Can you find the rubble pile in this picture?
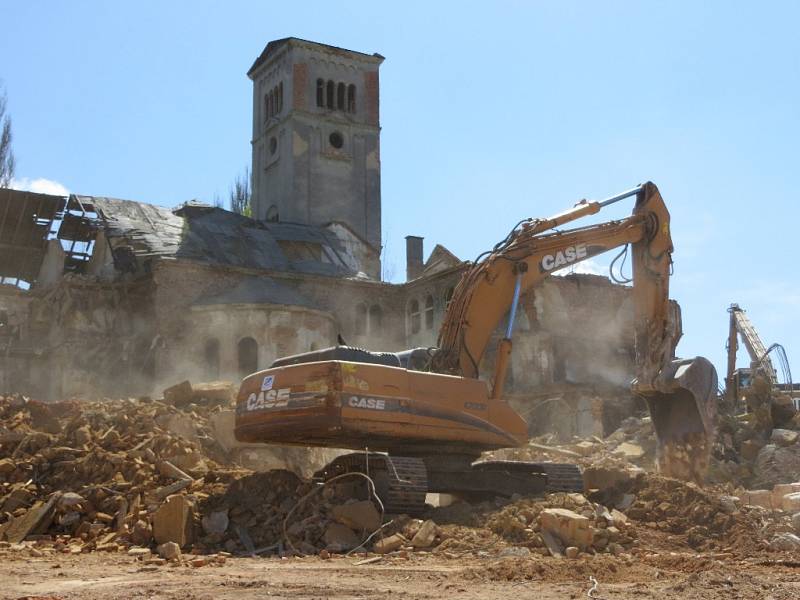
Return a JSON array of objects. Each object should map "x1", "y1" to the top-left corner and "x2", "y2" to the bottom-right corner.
[
  {"x1": 1, "y1": 389, "x2": 798, "y2": 564},
  {"x1": 479, "y1": 491, "x2": 635, "y2": 558},
  {"x1": 0, "y1": 388, "x2": 243, "y2": 551}
]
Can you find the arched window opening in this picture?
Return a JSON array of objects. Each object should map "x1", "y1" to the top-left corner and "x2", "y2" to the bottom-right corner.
[
  {"x1": 444, "y1": 287, "x2": 455, "y2": 310},
  {"x1": 238, "y1": 337, "x2": 259, "y2": 377},
  {"x1": 326, "y1": 80, "x2": 335, "y2": 109},
  {"x1": 263, "y1": 94, "x2": 269, "y2": 122},
  {"x1": 266, "y1": 205, "x2": 279, "y2": 222},
  {"x1": 408, "y1": 299, "x2": 421, "y2": 335},
  {"x1": 204, "y1": 338, "x2": 220, "y2": 379},
  {"x1": 368, "y1": 305, "x2": 382, "y2": 334},
  {"x1": 425, "y1": 295, "x2": 435, "y2": 330},
  {"x1": 316, "y1": 79, "x2": 325, "y2": 107},
  {"x1": 347, "y1": 84, "x2": 356, "y2": 113},
  {"x1": 336, "y1": 83, "x2": 346, "y2": 110},
  {"x1": 276, "y1": 82, "x2": 283, "y2": 113},
  {"x1": 354, "y1": 303, "x2": 367, "y2": 336}
]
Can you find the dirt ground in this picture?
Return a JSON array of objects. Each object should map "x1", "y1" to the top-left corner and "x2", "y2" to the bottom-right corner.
[{"x1": 3, "y1": 551, "x2": 799, "y2": 600}]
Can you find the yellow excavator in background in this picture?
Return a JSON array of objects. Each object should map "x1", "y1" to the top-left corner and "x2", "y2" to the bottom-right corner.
[{"x1": 235, "y1": 182, "x2": 718, "y2": 513}]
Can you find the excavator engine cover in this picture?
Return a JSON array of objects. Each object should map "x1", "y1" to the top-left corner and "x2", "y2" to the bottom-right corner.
[{"x1": 641, "y1": 356, "x2": 718, "y2": 481}]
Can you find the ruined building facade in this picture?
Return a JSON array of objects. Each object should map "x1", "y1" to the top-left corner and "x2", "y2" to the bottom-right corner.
[{"x1": 0, "y1": 38, "x2": 647, "y2": 439}]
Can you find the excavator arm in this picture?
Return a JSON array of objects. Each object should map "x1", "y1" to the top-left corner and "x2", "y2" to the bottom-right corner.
[{"x1": 432, "y1": 182, "x2": 718, "y2": 480}]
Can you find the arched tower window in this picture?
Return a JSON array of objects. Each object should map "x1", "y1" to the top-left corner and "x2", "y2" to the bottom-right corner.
[
  {"x1": 354, "y1": 303, "x2": 367, "y2": 336},
  {"x1": 408, "y1": 299, "x2": 421, "y2": 335},
  {"x1": 425, "y1": 295, "x2": 435, "y2": 330},
  {"x1": 263, "y1": 94, "x2": 269, "y2": 122},
  {"x1": 347, "y1": 84, "x2": 356, "y2": 113},
  {"x1": 238, "y1": 337, "x2": 259, "y2": 377},
  {"x1": 337, "y1": 83, "x2": 346, "y2": 110},
  {"x1": 316, "y1": 79, "x2": 325, "y2": 107},
  {"x1": 269, "y1": 90, "x2": 275, "y2": 118},
  {"x1": 204, "y1": 338, "x2": 220, "y2": 379},
  {"x1": 368, "y1": 305, "x2": 382, "y2": 334},
  {"x1": 276, "y1": 82, "x2": 283, "y2": 113},
  {"x1": 326, "y1": 80, "x2": 335, "y2": 109}
]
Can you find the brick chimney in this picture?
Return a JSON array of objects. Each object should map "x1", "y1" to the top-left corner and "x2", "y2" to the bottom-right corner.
[{"x1": 405, "y1": 236, "x2": 424, "y2": 281}]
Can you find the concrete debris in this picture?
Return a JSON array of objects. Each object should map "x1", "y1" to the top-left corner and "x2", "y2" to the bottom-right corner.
[
  {"x1": 718, "y1": 495, "x2": 739, "y2": 514},
  {"x1": 768, "y1": 533, "x2": 800, "y2": 551},
  {"x1": 792, "y1": 512, "x2": 800, "y2": 533},
  {"x1": 539, "y1": 508, "x2": 594, "y2": 550},
  {"x1": 770, "y1": 429, "x2": 799, "y2": 447},
  {"x1": 410, "y1": 519, "x2": 437, "y2": 548},
  {"x1": 373, "y1": 533, "x2": 405, "y2": 554},
  {"x1": 323, "y1": 523, "x2": 361, "y2": 552},
  {"x1": 201, "y1": 510, "x2": 229, "y2": 536},
  {"x1": 782, "y1": 492, "x2": 800, "y2": 512},
  {"x1": 498, "y1": 546, "x2": 531, "y2": 558},
  {"x1": 157, "y1": 541, "x2": 182, "y2": 560},
  {"x1": 331, "y1": 500, "x2": 381, "y2": 533}
]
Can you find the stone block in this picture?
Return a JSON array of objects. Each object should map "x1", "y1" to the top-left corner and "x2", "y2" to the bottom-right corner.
[
  {"x1": 769, "y1": 532, "x2": 800, "y2": 551},
  {"x1": 373, "y1": 533, "x2": 405, "y2": 554},
  {"x1": 323, "y1": 523, "x2": 361, "y2": 552},
  {"x1": 163, "y1": 380, "x2": 194, "y2": 407},
  {"x1": 719, "y1": 495, "x2": 739, "y2": 514},
  {"x1": 201, "y1": 510, "x2": 229, "y2": 536},
  {"x1": 410, "y1": 520, "x2": 437, "y2": 548},
  {"x1": 773, "y1": 483, "x2": 800, "y2": 509},
  {"x1": 741, "y1": 489, "x2": 773, "y2": 509},
  {"x1": 157, "y1": 541, "x2": 182, "y2": 560},
  {"x1": 332, "y1": 500, "x2": 381, "y2": 533},
  {"x1": 614, "y1": 442, "x2": 645, "y2": 460},
  {"x1": 540, "y1": 508, "x2": 594, "y2": 550},
  {"x1": 771, "y1": 429, "x2": 799, "y2": 447},
  {"x1": 573, "y1": 441, "x2": 598, "y2": 456},
  {"x1": 792, "y1": 512, "x2": 800, "y2": 533},
  {"x1": 153, "y1": 495, "x2": 194, "y2": 547},
  {"x1": 192, "y1": 381, "x2": 235, "y2": 405},
  {"x1": 782, "y1": 492, "x2": 800, "y2": 512}
]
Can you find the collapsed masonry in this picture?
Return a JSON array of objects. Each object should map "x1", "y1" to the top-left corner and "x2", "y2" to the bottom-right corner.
[
  {"x1": 2, "y1": 391, "x2": 799, "y2": 561},
  {"x1": 0, "y1": 186, "x2": 665, "y2": 438}
]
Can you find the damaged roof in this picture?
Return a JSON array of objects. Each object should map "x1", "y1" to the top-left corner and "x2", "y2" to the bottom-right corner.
[
  {"x1": 0, "y1": 188, "x2": 66, "y2": 285},
  {"x1": 77, "y1": 195, "x2": 357, "y2": 277}
]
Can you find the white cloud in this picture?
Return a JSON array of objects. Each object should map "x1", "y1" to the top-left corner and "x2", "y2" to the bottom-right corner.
[
  {"x1": 556, "y1": 257, "x2": 610, "y2": 278},
  {"x1": 10, "y1": 177, "x2": 69, "y2": 196}
]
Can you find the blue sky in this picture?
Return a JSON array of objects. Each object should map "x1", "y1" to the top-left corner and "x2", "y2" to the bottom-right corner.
[{"x1": 2, "y1": 1, "x2": 798, "y2": 381}]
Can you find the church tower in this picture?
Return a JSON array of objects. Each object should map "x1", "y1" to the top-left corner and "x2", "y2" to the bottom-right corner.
[{"x1": 247, "y1": 38, "x2": 384, "y2": 251}]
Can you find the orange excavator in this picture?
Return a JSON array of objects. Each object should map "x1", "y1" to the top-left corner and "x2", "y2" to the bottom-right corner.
[{"x1": 235, "y1": 182, "x2": 718, "y2": 513}]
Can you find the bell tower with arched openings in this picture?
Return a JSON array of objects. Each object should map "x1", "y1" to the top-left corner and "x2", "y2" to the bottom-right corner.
[{"x1": 247, "y1": 38, "x2": 384, "y2": 251}]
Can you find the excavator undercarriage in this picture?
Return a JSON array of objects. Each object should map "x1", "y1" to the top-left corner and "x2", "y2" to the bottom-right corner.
[{"x1": 314, "y1": 452, "x2": 584, "y2": 515}]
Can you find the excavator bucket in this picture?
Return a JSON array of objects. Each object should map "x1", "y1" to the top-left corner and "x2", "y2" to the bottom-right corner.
[{"x1": 642, "y1": 357, "x2": 718, "y2": 482}]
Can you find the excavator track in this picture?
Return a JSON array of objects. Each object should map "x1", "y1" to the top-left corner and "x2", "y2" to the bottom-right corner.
[
  {"x1": 471, "y1": 460, "x2": 585, "y2": 493},
  {"x1": 314, "y1": 453, "x2": 428, "y2": 515}
]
